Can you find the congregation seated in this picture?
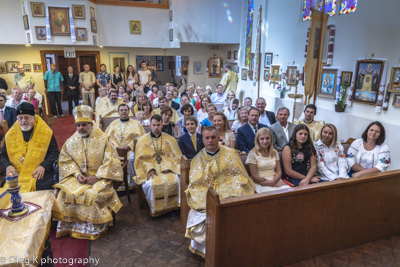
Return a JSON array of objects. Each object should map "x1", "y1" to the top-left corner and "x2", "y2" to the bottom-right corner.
[
  {"x1": 142, "y1": 100, "x2": 153, "y2": 121},
  {"x1": 314, "y1": 123, "x2": 349, "y2": 181},
  {"x1": 210, "y1": 84, "x2": 226, "y2": 104},
  {"x1": 197, "y1": 94, "x2": 211, "y2": 125},
  {"x1": 231, "y1": 107, "x2": 248, "y2": 132},
  {"x1": 117, "y1": 82, "x2": 126, "y2": 98},
  {"x1": 148, "y1": 83, "x2": 158, "y2": 101},
  {"x1": 213, "y1": 111, "x2": 235, "y2": 148},
  {"x1": 282, "y1": 124, "x2": 320, "y2": 187},
  {"x1": 346, "y1": 121, "x2": 390, "y2": 178},
  {"x1": 185, "y1": 126, "x2": 255, "y2": 257},
  {"x1": 294, "y1": 104, "x2": 325, "y2": 141},
  {"x1": 154, "y1": 97, "x2": 180, "y2": 123},
  {"x1": 96, "y1": 90, "x2": 132, "y2": 123},
  {"x1": 96, "y1": 87, "x2": 107, "y2": 106},
  {"x1": 55, "y1": 105, "x2": 123, "y2": 240},
  {"x1": 0, "y1": 89, "x2": 8, "y2": 99},
  {"x1": 105, "y1": 103, "x2": 145, "y2": 190},
  {"x1": 255, "y1": 97, "x2": 276, "y2": 126},
  {"x1": 122, "y1": 92, "x2": 133, "y2": 108},
  {"x1": 165, "y1": 90, "x2": 180, "y2": 111},
  {"x1": 0, "y1": 103, "x2": 59, "y2": 192},
  {"x1": 24, "y1": 84, "x2": 43, "y2": 110},
  {"x1": 244, "y1": 96, "x2": 252, "y2": 110},
  {"x1": 178, "y1": 93, "x2": 198, "y2": 118},
  {"x1": 186, "y1": 86, "x2": 197, "y2": 106},
  {"x1": 134, "y1": 115, "x2": 182, "y2": 217},
  {"x1": 172, "y1": 88, "x2": 180, "y2": 104},
  {"x1": 6, "y1": 87, "x2": 27, "y2": 109},
  {"x1": 133, "y1": 92, "x2": 147, "y2": 115},
  {"x1": 236, "y1": 107, "x2": 269, "y2": 153},
  {"x1": 223, "y1": 90, "x2": 235, "y2": 111},
  {"x1": 136, "y1": 111, "x2": 150, "y2": 126},
  {"x1": 177, "y1": 103, "x2": 195, "y2": 135},
  {"x1": 199, "y1": 103, "x2": 217, "y2": 132},
  {"x1": 161, "y1": 106, "x2": 180, "y2": 138},
  {"x1": 0, "y1": 95, "x2": 16, "y2": 129},
  {"x1": 223, "y1": 97, "x2": 239, "y2": 120},
  {"x1": 246, "y1": 128, "x2": 291, "y2": 193},
  {"x1": 205, "y1": 85, "x2": 212, "y2": 97},
  {"x1": 23, "y1": 88, "x2": 40, "y2": 115},
  {"x1": 270, "y1": 107, "x2": 296, "y2": 150},
  {"x1": 152, "y1": 88, "x2": 164, "y2": 108},
  {"x1": 178, "y1": 116, "x2": 204, "y2": 159}
]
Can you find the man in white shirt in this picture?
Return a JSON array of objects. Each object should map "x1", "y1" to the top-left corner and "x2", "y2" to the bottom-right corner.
[
  {"x1": 210, "y1": 84, "x2": 226, "y2": 104},
  {"x1": 244, "y1": 97, "x2": 252, "y2": 110},
  {"x1": 255, "y1": 97, "x2": 276, "y2": 126},
  {"x1": 5, "y1": 88, "x2": 27, "y2": 109},
  {"x1": 138, "y1": 61, "x2": 152, "y2": 94},
  {"x1": 269, "y1": 107, "x2": 297, "y2": 150}
]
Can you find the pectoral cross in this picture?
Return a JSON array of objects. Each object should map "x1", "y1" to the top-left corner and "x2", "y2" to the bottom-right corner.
[
  {"x1": 212, "y1": 180, "x2": 219, "y2": 190},
  {"x1": 156, "y1": 155, "x2": 162, "y2": 164}
]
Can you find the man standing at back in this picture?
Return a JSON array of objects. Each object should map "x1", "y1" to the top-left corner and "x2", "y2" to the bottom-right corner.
[
  {"x1": 79, "y1": 64, "x2": 96, "y2": 110},
  {"x1": 138, "y1": 61, "x2": 152, "y2": 94},
  {"x1": 44, "y1": 64, "x2": 64, "y2": 118},
  {"x1": 255, "y1": 97, "x2": 276, "y2": 126},
  {"x1": 96, "y1": 64, "x2": 111, "y2": 88},
  {"x1": 294, "y1": 104, "x2": 325, "y2": 141},
  {"x1": 63, "y1": 66, "x2": 80, "y2": 115},
  {"x1": 269, "y1": 107, "x2": 296, "y2": 150},
  {"x1": 219, "y1": 63, "x2": 238, "y2": 95},
  {"x1": 14, "y1": 65, "x2": 35, "y2": 92},
  {"x1": 236, "y1": 107, "x2": 273, "y2": 153}
]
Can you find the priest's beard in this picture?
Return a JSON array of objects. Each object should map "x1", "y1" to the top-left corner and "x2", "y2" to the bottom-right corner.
[
  {"x1": 78, "y1": 127, "x2": 92, "y2": 138},
  {"x1": 110, "y1": 99, "x2": 117, "y2": 105},
  {"x1": 20, "y1": 125, "x2": 33, "y2": 131}
]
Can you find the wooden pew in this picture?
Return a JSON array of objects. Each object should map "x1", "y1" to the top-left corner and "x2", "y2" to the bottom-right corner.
[
  {"x1": 204, "y1": 169, "x2": 400, "y2": 267},
  {"x1": 99, "y1": 115, "x2": 136, "y2": 131},
  {"x1": 143, "y1": 125, "x2": 151, "y2": 133}
]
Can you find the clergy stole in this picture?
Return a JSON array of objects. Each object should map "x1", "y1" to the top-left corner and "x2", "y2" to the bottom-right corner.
[{"x1": 5, "y1": 115, "x2": 52, "y2": 192}]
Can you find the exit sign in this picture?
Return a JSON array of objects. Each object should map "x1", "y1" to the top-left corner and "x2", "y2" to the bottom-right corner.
[{"x1": 64, "y1": 47, "x2": 76, "y2": 58}]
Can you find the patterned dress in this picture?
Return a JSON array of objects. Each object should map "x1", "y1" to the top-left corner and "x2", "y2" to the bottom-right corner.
[{"x1": 284, "y1": 143, "x2": 311, "y2": 187}]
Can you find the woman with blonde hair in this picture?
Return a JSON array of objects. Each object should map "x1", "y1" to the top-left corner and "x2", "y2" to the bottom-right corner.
[
  {"x1": 314, "y1": 124, "x2": 349, "y2": 181},
  {"x1": 142, "y1": 100, "x2": 153, "y2": 121},
  {"x1": 246, "y1": 128, "x2": 291, "y2": 193},
  {"x1": 187, "y1": 86, "x2": 197, "y2": 106},
  {"x1": 133, "y1": 92, "x2": 147, "y2": 115},
  {"x1": 232, "y1": 107, "x2": 249, "y2": 132},
  {"x1": 212, "y1": 111, "x2": 235, "y2": 148}
]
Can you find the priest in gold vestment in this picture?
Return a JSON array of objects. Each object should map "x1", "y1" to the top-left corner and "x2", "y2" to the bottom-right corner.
[
  {"x1": 105, "y1": 103, "x2": 145, "y2": 190},
  {"x1": 55, "y1": 105, "x2": 123, "y2": 240},
  {"x1": 134, "y1": 114, "x2": 182, "y2": 217},
  {"x1": 185, "y1": 126, "x2": 255, "y2": 257},
  {"x1": 0, "y1": 102, "x2": 59, "y2": 193},
  {"x1": 96, "y1": 91, "x2": 132, "y2": 125},
  {"x1": 153, "y1": 97, "x2": 179, "y2": 123},
  {"x1": 219, "y1": 63, "x2": 238, "y2": 95},
  {"x1": 294, "y1": 104, "x2": 325, "y2": 141}
]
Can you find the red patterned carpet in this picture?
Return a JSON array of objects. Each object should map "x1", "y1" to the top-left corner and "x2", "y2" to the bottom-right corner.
[{"x1": 50, "y1": 115, "x2": 89, "y2": 266}]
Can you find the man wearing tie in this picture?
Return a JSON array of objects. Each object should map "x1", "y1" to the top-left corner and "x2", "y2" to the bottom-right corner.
[
  {"x1": 237, "y1": 107, "x2": 274, "y2": 153},
  {"x1": 63, "y1": 66, "x2": 80, "y2": 115},
  {"x1": 178, "y1": 116, "x2": 204, "y2": 159},
  {"x1": 0, "y1": 95, "x2": 17, "y2": 128}
]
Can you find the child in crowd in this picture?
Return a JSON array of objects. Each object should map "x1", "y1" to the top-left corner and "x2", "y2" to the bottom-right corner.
[{"x1": 136, "y1": 111, "x2": 150, "y2": 126}]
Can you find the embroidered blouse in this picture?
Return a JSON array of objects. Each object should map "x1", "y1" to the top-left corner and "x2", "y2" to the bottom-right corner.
[
  {"x1": 314, "y1": 140, "x2": 349, "y2": 181},
  {"x1": 346, "y1": 139, "x2": 390, "y2": 172}
]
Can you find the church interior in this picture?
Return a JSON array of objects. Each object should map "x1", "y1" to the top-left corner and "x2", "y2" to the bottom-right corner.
[{"x1": 1, "y1": 0, "x2": 400, "y2": 266}]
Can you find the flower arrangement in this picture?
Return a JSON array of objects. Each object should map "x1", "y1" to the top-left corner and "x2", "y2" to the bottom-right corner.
[
  {"x1": 277, "y1": 80, "x2": 290, "y2": 98},
  {"x1": 335, "y1": 82, "x2": 349, "y2": 112}
]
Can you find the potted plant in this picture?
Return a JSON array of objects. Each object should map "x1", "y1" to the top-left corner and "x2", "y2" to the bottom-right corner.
[
  {"x1": 335, "y1": 82, "x2": 348, "y2": 112},
  {"x1": 277, "y1": 80, "x2": 290, "y2": 99}
]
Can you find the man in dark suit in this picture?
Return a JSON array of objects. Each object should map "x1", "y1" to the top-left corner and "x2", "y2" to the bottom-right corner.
[
  {"x1": 63, "y1": 66, "x2": 80, "y2": 115},
  {"x1": 256, "y1": 97, "x2": 276, "y2": 126},
  {"x1": 237, "y1": 107, "x2": 273, "y2": 153},
  {"x1": 178, "y1": 116, "x2": 204, "y2": 159},
  {"x1": 166, "y1": 90, "x2": 180, "y2": 111},
  {"x1": 269, "y1": 107, "x2": 297, "y2": 150},
  {"x1": 0, "y1": 95, "x2": 16, "y2": 128}
]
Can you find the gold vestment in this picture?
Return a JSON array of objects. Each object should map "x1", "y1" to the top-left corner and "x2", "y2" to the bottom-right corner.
[
  {"x1": 294, "y1": 119, "x2": 325, "y2": 142},
  {"x1": 185, "y1": 146, "x2": 255, "y2": 257},
  {"x1": 105, "y1": 118, "x2": 145, "y2": 190},
  {"x1": 134, "y1": 133, "x2": 182, "y2": 217},
  {"x1": 95, "y1": 97, "x2": 133, "y2": 125},
  {"x1": 54, "y1": 125, "x2": 123, "y2": 240},
  {"x1": 220, "y1": 70, "x2": 239, "y2": 95},
  {"x1": 153, "y1": 107, "x2": 180, "y2": 123}
]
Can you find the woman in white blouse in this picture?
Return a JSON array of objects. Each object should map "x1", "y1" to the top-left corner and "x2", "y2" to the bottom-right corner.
[
  {"x1": 246, "y1": 128, "x2": 291, "y2": 193},
  {"x1": 314, "y1": 124, "x2": 349, "y2": 181},
  {"x1": 346, "y1": 121, "x2": 390, "y2": 178},
  {"x1": 231, "y1": 107, "x2": 249, "y2": 132},
  {"x1": 197, "y1": 94, "x2": 211, "y2": 124}
]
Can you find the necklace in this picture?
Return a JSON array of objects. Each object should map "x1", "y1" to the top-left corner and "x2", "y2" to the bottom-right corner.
[
  {"x1": 152, "y1": 134, "x2": 163, "y2": 164},
  {"x1": 162, "y1": 123, "x2": 171, "y2": 133}
]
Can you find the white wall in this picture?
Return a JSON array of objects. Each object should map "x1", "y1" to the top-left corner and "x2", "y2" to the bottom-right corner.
[
  {"x1": 0, "y1": 0, "x2": 26, "y2": 44},
  {"x1": 236, "y1": 0, "x2": 400, "y2": 169}
]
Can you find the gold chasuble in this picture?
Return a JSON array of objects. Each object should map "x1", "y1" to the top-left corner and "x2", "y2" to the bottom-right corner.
[
  {"x1": 5, "y1": 115, "x2": 52, "y2": 192},
  {"x1": 294, "y1": 119, "x2": 325, "y2": 141},
  {"x1": 153, "y1": 107, "x2": 180, "y2": 123},
  {"x1": 55, "y1": 125, "x2": 123, "y2": 240},
  {"x1": 95, "y1": 97, "x2": 133, "y2": 125},
  {"x1": 134, "y1": 133, "x2": 182, "y2": 217},
  {"x1": 220, "y1": 70, "x2": 239, "y2": 95},
  {"x1": 105, "y1": 118, "x2": 145, "y2": 190},
  {"x1": 185, "y1": 146, "x2": 254, "y2": 257}
]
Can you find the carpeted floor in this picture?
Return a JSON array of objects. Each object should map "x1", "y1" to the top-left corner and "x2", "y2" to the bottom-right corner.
[{"x1": 51, "y1": 115, "x2": 76, "y2": 151}]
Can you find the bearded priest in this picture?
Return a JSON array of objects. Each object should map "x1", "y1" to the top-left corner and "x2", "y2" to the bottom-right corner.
[
  {"x1": 134, "y1": 114, "x2": 182, "y2": 217},
  {"x1": 96, "y1": 90, "x2": 133, "y2": 125},
  {"x1": 55, "y1": 105, "x2": 123, "y2": 240},
  {"x1": 0, "y1": 102, "x2": 59, "y2": 192}
]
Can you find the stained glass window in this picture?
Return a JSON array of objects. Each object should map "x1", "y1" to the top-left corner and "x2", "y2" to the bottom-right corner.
[
  {"x1": 245, "y1": 0, "x2": 254, "y2": 67},
  {"x1": 302, "y1": 0, "x2": 337, "y2": 21},
  {"x1": 339, "y1": 0, "x2": 357, "y2": 15}
]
